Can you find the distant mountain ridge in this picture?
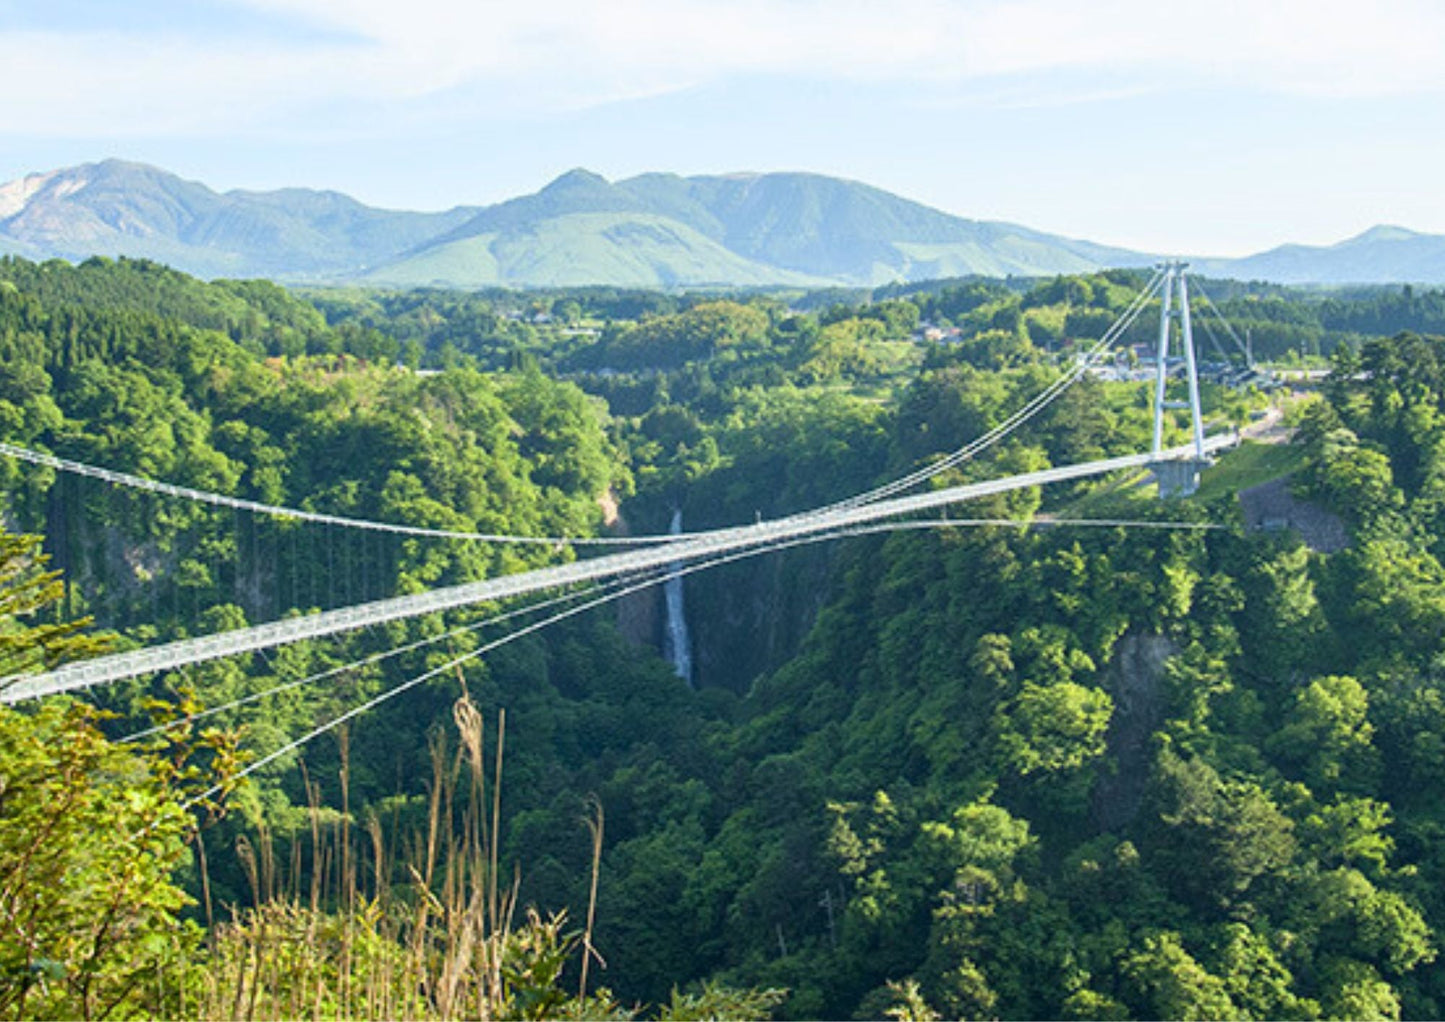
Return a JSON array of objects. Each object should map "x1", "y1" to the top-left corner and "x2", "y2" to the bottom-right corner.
[
  {"x1": 366, "y1": 167, "x2": 1153, "y2": 287},
  {"x1": 1192, "y1": 225, "x2": 1445, "y2": 285},
  {"x1": 0, "y1": 160, "x2": 479, "y2": 280},
  {"x1": 3, "y1": 159, "x2": 1444, "y2": 288}
]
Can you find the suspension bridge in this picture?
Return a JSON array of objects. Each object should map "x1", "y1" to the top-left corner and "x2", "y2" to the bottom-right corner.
[{"x1": 0, "y1": 263, "x2": 1245, "y2": 759}]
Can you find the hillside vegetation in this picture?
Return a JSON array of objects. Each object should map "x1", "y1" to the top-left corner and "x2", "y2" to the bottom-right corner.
[{"x1": 2, "y1": 257, "x2": 1445, "y2": 1018}]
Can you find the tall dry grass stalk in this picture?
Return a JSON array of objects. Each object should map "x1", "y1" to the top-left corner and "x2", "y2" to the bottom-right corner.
[
  {"x1": 186, "y1": 694, "x2": 607, "y2": 1021},
  {"x1": 579, "y1": 795, "x2": 605, "y2": 1001}
]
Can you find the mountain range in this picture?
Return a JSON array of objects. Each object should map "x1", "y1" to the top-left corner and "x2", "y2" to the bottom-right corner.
[{"x1": 2, "y1": 159, "x2": 1443, "y2": 289}]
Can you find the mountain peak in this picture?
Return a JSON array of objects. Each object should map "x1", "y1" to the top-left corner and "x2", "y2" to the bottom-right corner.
[
  {"x1": 1347, "y1": 224, "x2": 1423, "y2": 245},
  {"x1": 89, "y1": 157, "x2": 159, "y2": 174},
  {"x1": 68, "y1": 158, "x2": 193, "y2": 188},
  {"x1": 0, "y1": 169, "x2": 61, "y2": 219},
  {"x1": 0, "y1": 159, "x2": 477, "y2": 278},
  {"x1": 7, "y1": 158, "x2": 1445, "y2": 287},
  {"x1": 541, "y1": 168, "x2": 611, "y2": 193}
]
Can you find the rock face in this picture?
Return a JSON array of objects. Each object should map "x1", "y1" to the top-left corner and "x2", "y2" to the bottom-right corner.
[
  {"x1": 606, "y1": 498, "x2": 665, "y2": 653},
  {"x1": 1093, "y1": 633, "x2": 1178, "y2": 832},
  {"x1": 610, "y1": 543, "x2": 837, "y2": 693},
  {"x1": 1238, "y1": 476, "x2": 1349, "y2": 553},
  {"x1": 687, "y1": 544, "x2": 841, "y2": 693}
]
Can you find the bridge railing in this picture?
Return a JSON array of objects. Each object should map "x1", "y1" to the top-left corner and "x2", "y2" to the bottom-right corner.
[{"x1": 0, "y1": 435, "x2": 1235, "y2": 703}]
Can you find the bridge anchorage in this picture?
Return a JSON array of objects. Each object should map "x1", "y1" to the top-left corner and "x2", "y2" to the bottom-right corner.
[{"x1": 1149, "y1": 260, "x2": 1210, "y2": 498}]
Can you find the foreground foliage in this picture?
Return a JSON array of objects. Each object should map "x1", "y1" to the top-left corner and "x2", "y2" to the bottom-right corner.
[{"x1": 0, "y1": 538, "x2": 780, "y2": 1020}]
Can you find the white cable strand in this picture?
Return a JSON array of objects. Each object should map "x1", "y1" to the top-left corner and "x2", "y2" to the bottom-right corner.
[
  {"x1": 0, "y1": 271, "x2": 1163, "y2": 550},
  {"x1": 181, "y1": 511, "x2": 1222, "y2": 811},
  {"x1": 1194, "y1": 310, "x2": 1236, "y2": 363},
  {"x1": 813, "y1": 268, "x2": 1166, "y2": 514},
  {"x1": 135, "y1": 512, "x2": 1220, "y2": 744},
  {"x1": 119, "y1": 570, "x2": 652, "y2": 743},
  {"x1": 4, "y1": 434, "x2": 1237, "y2": 702},
  {"x1": 826, "y1": 269, "x2": 1164, "y2": 511},
  {"x1": 0, "y1": 440, "x2": 684, "y2": 547},
  {"x1": 1187, "y1": 277, "x2": 1253, "y2": 361},
  {"x1": 858, "y1": 516, "x2": 1223, "y2": 534}
]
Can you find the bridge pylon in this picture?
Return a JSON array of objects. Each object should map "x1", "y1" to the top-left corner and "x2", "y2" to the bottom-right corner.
[{"x1": 1149, "y1": 261, "x2": 1210, "y2": 498}]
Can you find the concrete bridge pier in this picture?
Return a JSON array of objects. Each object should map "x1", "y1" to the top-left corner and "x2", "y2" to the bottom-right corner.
[{"x1": 1152, "y1": 458, "x2": 1212, "y2": 498}]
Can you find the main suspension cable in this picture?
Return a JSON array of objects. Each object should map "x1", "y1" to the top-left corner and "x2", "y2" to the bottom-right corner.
[
  {"x1": 0, "y1": 440, "x2": 685, "y2": 547},
  {"x1": 181, "y1": 510, "x2": 1222, "y2": 811},
  {"x1": 0, "y1": 272, "x2": 1166, "y2": 551},
  {"x1": 812, "y1": 267, "x2": 1166, "y2": 514}
]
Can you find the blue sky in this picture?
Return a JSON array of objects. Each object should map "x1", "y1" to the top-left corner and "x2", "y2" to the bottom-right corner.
[{"x1": 1, "y1": 0, "x2": 1443, "y2": 256}]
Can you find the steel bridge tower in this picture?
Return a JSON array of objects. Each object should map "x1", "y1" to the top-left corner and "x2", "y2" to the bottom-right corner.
[{"x1": 1150, "y1": 261, "x2": 1210, "y2": 498}]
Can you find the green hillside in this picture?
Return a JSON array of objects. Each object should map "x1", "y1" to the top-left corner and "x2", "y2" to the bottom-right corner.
[
  {"x1": 411, "y1": 168, "x2": 1154, "y2": 287},
  {"x1": 366, "y1": 212, "x2": 830, "y2": 288},
  {"x1": 621, "y1": 171, "x2": 1148, "y2": 282},
  {"x1": 13, "y1": 160, "x2": 1445, "y2": 288}
]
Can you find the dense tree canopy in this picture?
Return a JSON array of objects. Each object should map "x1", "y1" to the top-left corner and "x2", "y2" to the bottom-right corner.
[{"x1": 4, "y1": 257, "x2": 1445, "y2": 1018}]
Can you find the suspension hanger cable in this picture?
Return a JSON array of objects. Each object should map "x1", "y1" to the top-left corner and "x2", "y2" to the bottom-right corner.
[
  {"x1": 181, "y1": 510, "x2": 1222, "y2": 812},
  {"x1": 1186, "y1": 276, "x2": 1253, "y2": 362},
  {"x1": 0, "y1": 439, "x2": 685, "y2": 547},
  {"x1": 119, "y1": 569, "x2": 654, "y2": 743},
  {"x1": 1194, "y1": 308, "x2": 1236, "y2": 363},
  {"x1": 0, "y1": 273, "x2": 1168, "y2": 551},
  {"x1": 812, "y1": 267, "x2": 1167, "y2": 515}
]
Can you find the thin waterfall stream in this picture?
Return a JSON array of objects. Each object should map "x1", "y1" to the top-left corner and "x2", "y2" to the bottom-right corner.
[{"x1": 662, "y1": 507, "x2": 693, "y2": 687}]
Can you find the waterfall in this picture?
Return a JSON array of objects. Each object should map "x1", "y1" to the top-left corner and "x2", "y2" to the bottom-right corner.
[{"x1": 662, "y1": 507, "x2": 693, "y2": 687}]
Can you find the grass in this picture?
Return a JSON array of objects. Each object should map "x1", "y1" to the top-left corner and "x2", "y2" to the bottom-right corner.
[
  {"x1": 178, "y1": 696, "x2": 784, "y2": 1021},
  {"x1": 1190, "y1": 440, "x2": 1306, "y2": 503},
  {"x1": 184, "y1": 704, "x2": 565, "y2": 1021},
  {"x1": 367, "y1": 214, "x2": 829, "y2": 290},
  {"x1": 1045, "y1": 437, "x2": 1306, "y2": 524},
  {"x1": 1050, "y1": 469, "x2": 1159, "y2": 520}
]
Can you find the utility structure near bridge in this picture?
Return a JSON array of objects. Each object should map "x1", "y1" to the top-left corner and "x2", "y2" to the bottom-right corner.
[{"x1": 1151, "y1": 260, "x2": 1211, "y2": 498}]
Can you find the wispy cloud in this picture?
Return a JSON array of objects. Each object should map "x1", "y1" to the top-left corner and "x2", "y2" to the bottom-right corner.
[{"x1": 1, "y1": 0, "x2": 1442, "y2": 136}]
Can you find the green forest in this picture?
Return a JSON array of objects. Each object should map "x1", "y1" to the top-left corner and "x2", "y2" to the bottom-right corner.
[{"x1": 4, "y1": 255, "x2": 1445, "y2": 1019}]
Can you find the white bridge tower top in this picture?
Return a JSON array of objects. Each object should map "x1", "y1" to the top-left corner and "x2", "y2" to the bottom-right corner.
[{"x1": 1151, "y1": 261, "x2": 1210, "y2": 496}]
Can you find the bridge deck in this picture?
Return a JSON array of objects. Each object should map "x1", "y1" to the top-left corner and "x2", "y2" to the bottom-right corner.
[{"x1": 0, "y1": 435, "x2": 1235, "y2": 702}]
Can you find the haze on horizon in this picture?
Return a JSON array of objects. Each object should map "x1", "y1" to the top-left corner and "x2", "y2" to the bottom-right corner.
[{"x1": 1, "y1": 0, "x2": 1443, "y2": 259}]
